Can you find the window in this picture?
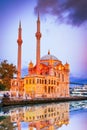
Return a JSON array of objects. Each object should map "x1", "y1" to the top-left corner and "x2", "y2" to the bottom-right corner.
[
  {"x1": 40, "y1": 79, "x2": 41, "y2": 84},
  {"x1": 62, "y1": 74, "x2": 64, "y2": 82},
  {"x1": 26, "y1": 80, "x2": 28, "y2": 84},
  {"x1": 48, "y1": 108, "x2": 50, "y2": 112},
  {"x1": 45, "y1": 114, "x2": 47, "y2": 118},
  {"x1": 33, "y1": 79, "x2": 35, "y2": 84},
  {"x1": 42, "y1": 79, "x2": 44, "y2": 84},
  {"x1": 51, "y1": 80, "x2": 53, "y2": 84},
  {"x1": 45, "y1": 79, "x2": 47, "y2": 84},
  {"x1": 54, "y1": 80, "x2": 56, "y2": 85},
  {"x1": 49, "y1": 79, "x2": 50, "y2": 84},
  {"x1": 44, "y1": 109, "x2": 47, "y2": 113},
  {"x1": 37, "y1": 79, "x2": 39, "y2": 84},
  {"x1": 48, "y1": 86, "x2": 50, "y2": 93},
  {"x1": 29, "y1": 79, "x2": 31, "y2": 84}
]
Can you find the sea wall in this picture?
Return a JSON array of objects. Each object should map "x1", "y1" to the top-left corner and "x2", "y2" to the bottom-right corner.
[{"x1": 1, "y1": 96, "x2": 87, "y2": 107}]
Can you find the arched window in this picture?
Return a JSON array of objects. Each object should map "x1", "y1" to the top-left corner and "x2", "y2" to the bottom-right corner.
[
  {"x1": 45, "y1": 79, "x2": 47, "y2": 84},
  {"x1": 49, "y1": 79, "x2": 50, "y2": 84}
]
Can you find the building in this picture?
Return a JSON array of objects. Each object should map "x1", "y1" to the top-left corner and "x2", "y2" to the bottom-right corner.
[{"x1": 10, "y1": 14, "x2": 70, "y2": 99}]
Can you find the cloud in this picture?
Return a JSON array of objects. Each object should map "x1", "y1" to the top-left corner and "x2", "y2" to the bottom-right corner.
[{"x1": 34, "y1": 0, "x2": 87, "y2": 26}]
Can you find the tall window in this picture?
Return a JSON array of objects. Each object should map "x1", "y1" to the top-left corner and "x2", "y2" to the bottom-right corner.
[
  {"x1": 33, "y1": 79, "x2": 35, "y2": 84},
  {"x1": 29, "y1": 79, "x2": 31, "y2": 84},
  {"x1": 40, "y1": 79, "x2": 41, "y2": 84},
  {"x1": 26, "y1": 79, "x2": 28, "y2": 84},
  {"x1": 37, "y1": 79, "x2": 39, "y2": 84},
  {"x1": 54, "y1": 80, "x2": 56, "y2": 85},
  {"x1": 45, "y1": 79, "x2": 47, "y2": 84},
  {"x1": 42, "y1": 79, "x2": 44, "y2": 84},
  {"x1": 48, "y1": 86, "x2": 50, "y2": 93},
  {"x1": 62, "y1": 74, "x2": 64, "y2": 82},
  {"x1": 51, "y1": 80, "x2": 53, "y2": 84},
  {"x1": 49, "y1": 79, "x2": 50, "y2": 84}
]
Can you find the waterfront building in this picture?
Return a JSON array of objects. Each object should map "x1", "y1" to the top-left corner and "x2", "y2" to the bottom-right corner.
[{"x1": 10, "y1": 14, "x2": 70, "y2": 98}]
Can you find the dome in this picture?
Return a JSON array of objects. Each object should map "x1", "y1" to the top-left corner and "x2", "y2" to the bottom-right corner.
[
  {"x1": 41, "y1": 54, "x2": 58, "y2": 61},
  {"x1": 41, "y1": 50, "x2": 59, "y2": 61},
  {"x1": 40, "y1": 51, "x2": 61, "y2": 66}
]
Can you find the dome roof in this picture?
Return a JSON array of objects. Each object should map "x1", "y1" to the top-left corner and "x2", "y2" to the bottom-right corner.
[
  {"x1": 41, "y1": 54, "x2": 58, "y2": 61},
  {"x1": 41, "y1": 50, "x2": 59, "y2": 61},
  {"x1": 40, "y1": 51, "x2": 61, "y2": 66}
]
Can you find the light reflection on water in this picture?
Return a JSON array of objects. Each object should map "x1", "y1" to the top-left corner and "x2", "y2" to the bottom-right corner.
[{"x1": 0, "y1": 100, "x2": 87, "y2": 130}]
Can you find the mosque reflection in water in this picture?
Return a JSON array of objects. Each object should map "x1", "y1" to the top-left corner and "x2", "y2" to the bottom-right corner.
[{"x1": 8, "y1": 103, "x2": 69, "y2": 130}]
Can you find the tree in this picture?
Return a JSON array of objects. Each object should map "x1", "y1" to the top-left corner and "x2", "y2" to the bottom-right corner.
[
  {"x1": 0, "y1": 60, "x2": 17, "y2": 90},
  {"x1": 0, "y1": 116, "x2": 14, "y2": 130},
  {"x1": 0, "y1": 82, "x2": 5, "y2": 91}
]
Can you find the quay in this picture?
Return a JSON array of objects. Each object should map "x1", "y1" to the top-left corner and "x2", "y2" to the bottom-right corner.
[{"x1": 1, "y1": 96, "x2": 87, "y2": 107}]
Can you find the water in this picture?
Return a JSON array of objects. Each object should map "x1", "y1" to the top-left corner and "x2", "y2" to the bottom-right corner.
[{"x1": 0, "y1": 100, "x2": 87, "y2": 130}]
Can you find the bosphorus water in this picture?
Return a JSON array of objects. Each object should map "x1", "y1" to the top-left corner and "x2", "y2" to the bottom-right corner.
[{"x1": 0, "y1": 100, "x2": 87, "y2": 130}]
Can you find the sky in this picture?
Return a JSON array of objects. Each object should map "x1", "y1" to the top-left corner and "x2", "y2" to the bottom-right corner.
[{"x1": 0, "y1": 0, "x2": 87, "y2": 78}]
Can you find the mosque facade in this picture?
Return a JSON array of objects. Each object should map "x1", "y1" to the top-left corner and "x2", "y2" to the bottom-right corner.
[{"x1": 10, "y1": 14, "x2": 70, "y2": 99}]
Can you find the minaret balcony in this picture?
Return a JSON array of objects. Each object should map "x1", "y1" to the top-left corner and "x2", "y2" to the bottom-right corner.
[
  {"x1": 35, "y1": 32, "x2": 41, "y2": 40},
  {"x1": 17, "y1": 39, "x2": 23, "y2": 45}
]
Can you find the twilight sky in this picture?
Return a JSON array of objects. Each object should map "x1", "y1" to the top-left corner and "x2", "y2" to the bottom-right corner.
[{"x1": 0, "y1": 0, "x2": 87, "y2": 78}]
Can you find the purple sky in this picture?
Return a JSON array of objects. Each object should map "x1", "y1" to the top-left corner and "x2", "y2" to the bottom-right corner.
[{"x1": 0, "y1": 0, "x2": 87, "y2": 78}]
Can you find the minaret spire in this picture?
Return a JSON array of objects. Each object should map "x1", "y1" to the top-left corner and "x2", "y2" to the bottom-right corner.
[
  {"x1": 35, "y1": 12, "x2": 42, "y2": 74},
  {"x1": 38, "y1": 11, "x2": 40, "y2": 21},
  {"x1": 17, "y1": 21, "x2": 23, "y2": 79},
  {"x1": 19, "y1": 20, "x2": 21, "y2": 27}
]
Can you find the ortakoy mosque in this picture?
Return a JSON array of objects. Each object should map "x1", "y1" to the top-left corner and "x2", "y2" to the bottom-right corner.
[{"x1": 10, "y1": 14, "x2": 70, "y2": 99}]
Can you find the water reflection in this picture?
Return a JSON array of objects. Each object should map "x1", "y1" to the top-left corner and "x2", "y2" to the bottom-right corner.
[
  {"x1": 70, "y1": 100, "x2": 87, "y2": 111},
  {"x1": 0, "y1": 101, "x2": 87, "y2": 130},
  {"x1": 0, "y1": 103, "x2": 69, "y2": 130}
]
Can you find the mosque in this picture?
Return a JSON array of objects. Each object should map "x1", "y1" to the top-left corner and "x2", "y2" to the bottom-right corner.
[{"x1": 10, "y1": 14, "x2": 70, "y2": 99}]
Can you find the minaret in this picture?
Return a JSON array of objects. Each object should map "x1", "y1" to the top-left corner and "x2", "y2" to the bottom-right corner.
[
  {"x1": 35, "y1": 12, "x2": 41, "y2": 73},
  {"x1": 17, "y1": 21, "x2": 23, "y2": 79}
]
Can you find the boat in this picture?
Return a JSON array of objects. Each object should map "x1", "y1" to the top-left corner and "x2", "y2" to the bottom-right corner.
[{"x1": 71, "y1": 85, "x2": 87, "y2": 97}]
